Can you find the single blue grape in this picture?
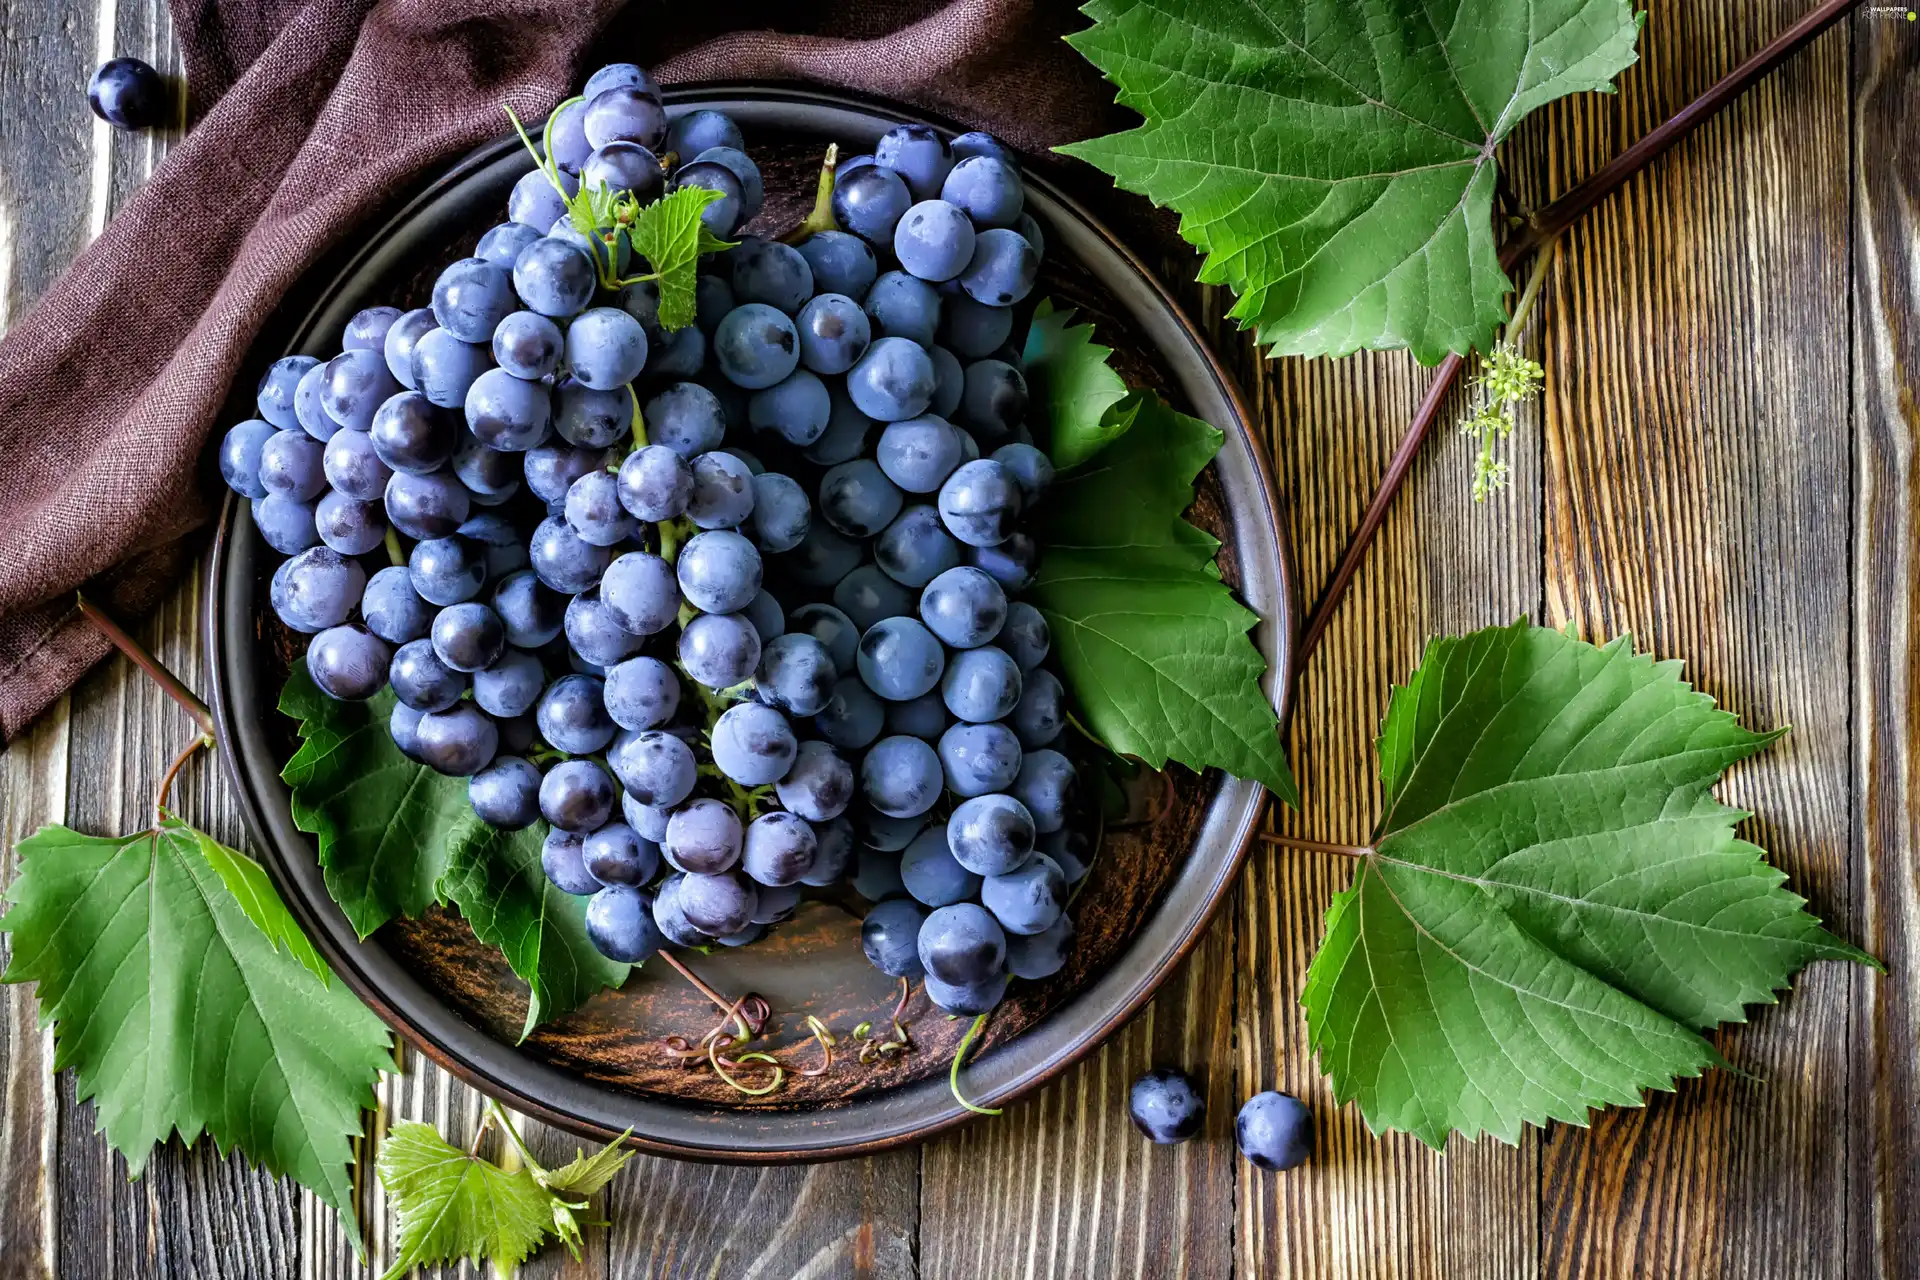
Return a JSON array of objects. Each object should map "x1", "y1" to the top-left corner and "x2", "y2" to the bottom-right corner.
[
  {"x1": 411, "y1": 328, "x2": 492, "y2": 410},
  {"x1": 679, "y1": 612, "x2": 761, "y2": 689},
  {"x1": 774, "y1": 740, "x2": 855, "y2": 821},
  {"x1": 885, "y1": 691, "x2": 949, "y2": 740},
  {"x1": 469, "y1": 756, "x2": 541, "y2": 829},
  {"x1": 617, "y1": 445, "x2": 693, "y2": 522},
  {"x1": 755, "y1": 632, "x2": 836, "y2": 716},
  {"x1": 1010, "y1": 668, "x2": 1065, "y2": 748},
  {"x1": 566, "y1": 307, "x2": 648, "y2": 390},
  {"x1": 430, "y1": 601, "x2": 506, "y2": 673},
  {"x1": 508, "y1": 168, "x2": 573, "y2": 230},
  {"x1": 852, "y1": 848, "x2": 907, "y2": 900},
  {"x1": 366, "y1": 392, "x2": 453, "y2": 475},
  {"x1": 650, "y1": 875, "x2": 715, "y2": 947},
  {"x1": 596, "y1": 551, "x2": 678, "y2": 636},
  {"x1": 608, "y1": 728, "x2": 696, "y2": 806},
  {"x1": 564, "y1": 470, "x2": 636, "y2": 547},
  {"x1": 254, "y1": 495, "x2": 318, "y2": 554},
  {"x1": 917, "y1": 902, "x2": 1006, "y2": 986},
  {"x1": 645, "y1": 382, "x2": 727, "y2": 456},
  {"x1": 257, "y1": 431, "x2": 328, "y2": 504},
  {"x1": 960, "y1": 227, "x2": 1038, "y2": 306},
  {"x1": 920, "y1": 565, "x2": 1007, "y2": 648},
  {"x1": 710, "y1": 702, "x2": 797, "y2": 787},
  {"x1": 256, "y1": 355, "x2": 318, "y2": 430},
  {"x1": 270, "y1": 547, "x2": 364, "y2": 634},
  {"x1": 787, "y1": 603, "x2": 859, "y2": 674},
  {"x1": 1013, "y1": 748, "x2": 1075, "y2": 834},
  {"x1": 1006, "y1": 911, "x2": 1073, "y2": 979},
  {"x1": 584, "y1": 63, "x2": 660, "y2": 103},
  {"x1": 408, "y1": 535, "x2": 485, "y2": 606},
  {"x1": 1236, "y1": 1093, "x2": 1312, "y2": 1171},
  {"x1": 856, "y1": 616, "x2": 946, "y2": 702},
  {"x1": 87, "y1": 56, "x2": 166, "y2": 130},
  {"x1": 793, "y1": 293, "x2": 871, "y2": 377},
  {"x1": 860, "y1": 734, "x2": 943, "y2": 819},
  {"x1": 937, "y1": 296, "x2": 1007, "y2": 362},
  {"x1": 730, "y1": 238, "x2": 814, "y2": 315},
  {"x1": 832, "y1": 164, "x2": 911, "y2": 244},
  {"x1": 522, "y1": 443, "x2": 603, "y2": 505},
  {"x1": 663, "y1": 798, "x2": 744, "y2": 874},
  {"x1": 714, "y1": 303, "x2": 800, "y2": 390},
  {"x1": 678, "y1": 530, "x2": 762, "y2": 614},
  {"x1": 875, "y1": 124, "x2": 953, "y2": 200},
  {"x1": 390, "y1": 703, "x2": 427, "y2": 762},
  {"x1": 991, "y1": 442, "x2": 1054, "y2": 505},
  {"x1": 294, "y1": 362, "x2": 335, "y2": 440},
  {"x1": 602, "y1": 655, "x2": 679, "y2": 731},
  {"x1": 983, "y1": 851, "x2": 1065, "y2": 935},
  {"x1": 307, "y1": 625, "x2": 390, "y2": 701},
  {"x1": 581, "y1": 141, "x2": 665, "y2": 204},
  {"x1": 796, "y1": 231, "x2": 877, "y2": 299},
  {"x1": 1014, "y1": 211, "x2": 1045, "y2": 259},
  {"x1": 875, "y1": 415, "x2": 965, "y2": 494},
  {"x1": 863, "y1": 271, "x2": 941, "y2": 347},
  {"x1": 861, "y1": 899, "x2": 928, "y2": 977},
  {"x1": 667, "y1": 109, "x2": 744, "y2": 160},
  {"x1": 748, "y1": 472, "x2": 810, "y2": 553},
  {"x1": 686, "y1": 450, "x2": 756, "y2": 529},
  {"x1": 487, "y1": 310, "x2": 560, "y2": 379},
  {"x1": 1039, "y1": 827, "x2": 1091, "y2": 886},
  {"x1": 901, "y1": 826, "x2": 982, "y2": 908},
  {"x1": 541, "y1": 758, "x2": 617, "y2": 832},
  {"x1": 319, "y1": 348, "x2": 398, "y2": 431},
  {"x1": 586, "y1": 884, "x2": 668, "y2": 960},
  {"x1": 751, "y1": 883, "x2": 803, "y2": 925},
  {"x1": 941, "y1": 155, "x2": 1023, "y2": 228},
  {"x1": 744, "y1": 369, "x2": 829, "y2": 446},
  {"x1": 585, "y1": 84, "x2": 666, "y2": 150},
  {"x1": 967, "y1": 531, "x2": 1038, "y2": 593},
  {"x1": 894, "y1": 199, "x2": 976, "y2": 283},
  {"x1": 958, "y1": 359, "x2": 1029, "y2": 443},
  {"x1": 472, "y1": 648, "x2": 544, "y2": 718},
  {"x1": 538, "y1": 673, "x2": 616, "y2": 755},
  {"x1": 938, "y1": 721, "x2": 1023, "y2": 797},
  {"x1": 832, "y1": 564, "x2": 915, "y2": 632},
  {"x1": 414, "y1": 703, "x2": 499, "y2": 777},
  {"x1": 942, "y1": 645, "x2": 1023, "y2": 722},
  {"x1": 947, "y1": 792, "x2": 1036, "y2": 875},
  {"x1": 875, "y1": 504, "x2": 960, "y2": 588},
  {"x1": 565, "y1": 589, "x2": 643, "y2": 666},
  {"x1": 949, "y1": 131, "x2": 1015, "y2": 168},
  {"x1": 463, "y1": 368, "x2": 551, "y2": 452},
  {"x1": 452, "y1": 435, "x2": 522, "y2": 508},
  {"x1": 583, "y1": 823, "x2": 661, "y2": 887},
  {"x1": 677, "y1": 872, "x2": 759, "y2": 936},
  {"x1": 836, "y1": 153, "x2": 877, "y2": 181},
  {"x1": 514, "y1": 235, "x2": 598, "y2": 319},
  {"x1": 319, "y1": 430, "x2": 391, "y2": 504},
  {"x1": 938, "y1": 459, "x2": 1023, "y2": 548},
  {"x1": 1128, "y1": 1068, "x2": 1205, "y2": 1145},
  {"x1": 362, "y1": 566, "x2": 434, "y2": 644},
  {"x1": 528, "y1": 515, "x2": 611, "y2": 592},
  {"x1": 925, "y1": 969, "x2": 1011, "y2": 1014},
  {"x1": 847, "y1": 336, "x2": 936, "y2": 422},
  {"x1": 476, "y1": 221, "x2": 542, "y2": 270},
  {"x1": 384, "y1": 308, "x2": 443, "y2": 396},
  {"x1": 490, "y1": 569, "x2": 566, "y2": 648},
  {"x1": 803, "y1": 386, "x2": 876, "y2": 465},
  {"x1": 815, "y1": 675, "x2": 885, "y2": 751},
  {"x1": 219, "y1": 419, "x2": 279, "y2": 499},
  {"x1": 740, "y1": 811, "x2": 817, "y2": 886},
  {"x1": 432, "y1": 257, "x2": 516, "y2": 343},
  {"x1": 800, "y1": 817, "x2": 857, "y2": 886},
  {"x1": 693, "y1": 146, "x2": 763, "y2": 219}
]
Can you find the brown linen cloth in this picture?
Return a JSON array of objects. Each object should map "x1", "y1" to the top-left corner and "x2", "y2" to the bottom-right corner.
[{"x1": 0, "y1": 0, "x2": 1121, "y2": 740}]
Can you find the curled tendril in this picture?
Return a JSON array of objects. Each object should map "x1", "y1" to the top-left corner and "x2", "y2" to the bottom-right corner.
[
  {"x1": 710, "y1": 1042, "x2": 784, "y2": 1096},
  {"x1": 799, "y1": 1015, "x2": 838, "y2": 1078}
]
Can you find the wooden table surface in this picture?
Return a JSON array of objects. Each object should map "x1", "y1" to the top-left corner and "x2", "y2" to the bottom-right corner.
[{"x1": 2, "y1": 3, "x2": 1915, "y2": 1277}]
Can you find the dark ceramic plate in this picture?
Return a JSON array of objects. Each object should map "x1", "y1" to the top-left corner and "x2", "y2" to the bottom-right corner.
[{"x1": 204, "y1": 85, "x2": 1292, "y2": 1161}]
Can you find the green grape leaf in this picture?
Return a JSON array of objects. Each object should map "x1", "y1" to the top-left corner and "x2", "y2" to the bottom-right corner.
[
  {"x1": 437, "y1": 818, "x2": 631, "y2": 1043},
  {"x1": 280, "y1": 662, "x2": 628, "y2": 1035},
  {"x1": 629, "y1": 185, "x2": 733, "y2": 331},
  {"x1": 190, "y1": 826, "x2": 332, "y2": 985},
  {"x1": 0, "y1": 820, "x2": 391, "y2": 1247},
  {"x1": 279, "y1": 661, "x2": 464, "y2": 937},
  {"x1": 1060, "y1": 0, "x2": 1642, "y2": 362},
  {"x1": 376, "y1": 1121, "x2": 555, "y2": 1280},
  {"x1": 1028, "y1": 391, "x2": 1296, "y2": 804},
  {"x1": 535, "y1": 1129, "x2": 638, "y2": 1199},
  {"x1": 1302, "y1": 621, "x2": 1878, "y2": 1148},
  {"x1": 1021, "y1": 299, "x2": 1143, "y2": 467}
]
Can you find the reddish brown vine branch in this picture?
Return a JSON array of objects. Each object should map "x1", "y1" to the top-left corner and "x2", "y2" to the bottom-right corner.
[
  {"x1": 1292, "y1": 0, "x2": 1861, "y2": 679},
  {"x1": 75, "y1": 592, "x2": 215, "y2": 734}
]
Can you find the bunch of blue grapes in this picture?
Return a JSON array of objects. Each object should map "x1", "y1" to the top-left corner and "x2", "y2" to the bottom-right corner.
[{"x1": 217, "y1": 67, "x2": 1084, "y2": 1016}]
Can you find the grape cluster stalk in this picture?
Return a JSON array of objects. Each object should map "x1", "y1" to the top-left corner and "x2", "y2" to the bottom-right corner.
[{"x1": 218, "y1": 62, "x2": 1090, "y2": 1024}]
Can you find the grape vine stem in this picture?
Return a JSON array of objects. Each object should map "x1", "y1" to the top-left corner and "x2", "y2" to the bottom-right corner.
[
  {"x1": 1292, "y1": 0, "x2": 1860, "y2": 678},
  {"x1": 1257, "y1": 833, "x2": 1371, "y2": 860},
  {"x1": 75, "y1": 592, "x2": 214, "y2": 735},
  {"x1": 152, "y1": 735, "x2": 213, "y2": 826}
]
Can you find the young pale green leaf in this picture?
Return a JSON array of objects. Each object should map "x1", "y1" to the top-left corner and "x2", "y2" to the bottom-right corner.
[
  {"x1": 438, "y1": 817, "x2": 631, "y2": 1042},
  {"x1": 279, "y1": 661, "x2": 464, "y2": 936},
  {"x1": 1060, "y1": 0, "x2": 1642, "y2": 363},
  {"x1": 376, "y1": 1121, "x2": 555, "y2": 1280},
  {"x1": 629, "y1": 185, "x2": 732, "y2": 331},
  {"x1": 1302, "y1": 622, "x2": 1878, "y2": 1148},
  {"x1": 1028, "y1": 393, "x2": 1295, "y2": 803},
  {"x1": 1021, "y1": 299, "x2": 1141, "y2": 467},
  {"x1": 0, "y1": 820, "x2": 391, "y2": 1247},
  {"x1": 280, "y1": 662, "x2": 628, "y2": 1034}
]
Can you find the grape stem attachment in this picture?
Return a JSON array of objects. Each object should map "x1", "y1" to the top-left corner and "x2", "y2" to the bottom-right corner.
[{"x1": 780, "y1": 144, "x2": 841, "y2": 245}]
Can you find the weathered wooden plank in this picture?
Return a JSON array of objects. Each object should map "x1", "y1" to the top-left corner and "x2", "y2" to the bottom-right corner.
[
  {"x1": 1532, "y1": 3, "x2": 1856, "y2": 1277},
  {"x1": 1849, "y1": 15, "x2": 1920, "y2": 1280},
  {"x1": 918, "y1": 888, "x2": 1237, "y2": 1280}
]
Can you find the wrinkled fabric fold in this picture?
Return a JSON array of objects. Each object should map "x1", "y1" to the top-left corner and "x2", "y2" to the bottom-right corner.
[{"x1": 0, "y1": 0, "x2": 1116, "y2": 740}]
